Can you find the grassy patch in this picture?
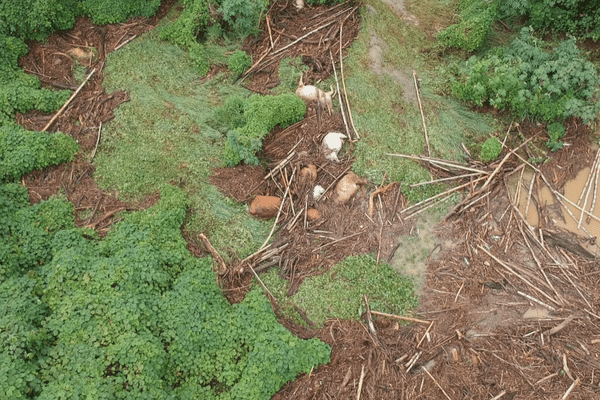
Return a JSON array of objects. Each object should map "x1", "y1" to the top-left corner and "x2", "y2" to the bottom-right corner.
[
  {"x1": 259, "y1": 254, "x2": 418, "y2": 328},
  {"x1": 95, "y1": 9, "x2": 270, "y2": 258},
  {"x1": 342, "y1": 2, "x2": 496, "y2": 202}
]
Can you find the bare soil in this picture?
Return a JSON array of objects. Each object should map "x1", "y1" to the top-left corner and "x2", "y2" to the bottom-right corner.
[{"x1": 15, "y1": 1, "x2": 600, "y2": 399}]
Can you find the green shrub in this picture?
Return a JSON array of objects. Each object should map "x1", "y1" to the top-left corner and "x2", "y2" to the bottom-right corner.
[
  {"x1": 546, "y1": 122, "x2": 566, "y2": 151},
  {"x1": 1, "y1": 184, "x2": 330, "y2": 399},
  {"x1": 437, "y1": 0, "x2": 498, "y2": 51},
  {"x1": 451, "y1": 27, "x2": 600, "y2": 124},
  {"x1": 529, "y1": 0, "x2": 600, "y2": 40},
  {"x1": 209, "y1": 94, "x2": 247, "y2": 133},
  {"x1": 480, "y1": 137, "x2": 502, "y2": 162},
  {"x1": 219, "y1": 0, "x2": 269, "y2": 38},
  {"x1": 80, "y1": 0, "x2": 161, "y2": 25},
  {"x1": 224, "y1": 93, "x2": 306, "y2": 166},
  {"x1": 0, "y1": 35, "x2": 72, "y2": 124},
  {"x1": 0, "y1": 125, "x2": 79, "y2": 182},
  {"x1": 227, "y1": 50, "x2": 252, "y2": 76}
]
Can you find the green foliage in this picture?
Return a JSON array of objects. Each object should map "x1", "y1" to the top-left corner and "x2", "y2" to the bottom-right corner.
[
  {"x1": 529, "y1": 0, "x2": 600, "y2": 40},
  {"x1": 159, "y1": 0, "x2": 213, "y2": 75},
  {"x1": 480, "y1": 137, "x2": 502, "y2": 162},
  {"x1": 219, "y1": 0, "x2": 269, "y2": 38},
  {"x1": 0, "y1": 183, "x2": 329, "y2": 399},
  {"x1": 160, "y1": 0, "x2": 266, "y2": 75},
  {"x1": 272, "y1": 57, "x2": 309, "y2": 95},
  {"x1": 80, "y1": 0, "x2": 161, "y2": 25},
  {"x1": 546, "y1": 122, "x2": 566, "y2": 151},
  {"x1": 0, "y1": 0, "x2": 78, "y2": 41},
  {"x1": 451, "y1": 27, "x2": 600, "y2": 124},
  {"x1": 261, "y1": 254, "x2": 418, "y2": 328},
  {"x1": 224, "y1": 93, "x2": 306, "y2": 166},
  {"x1": 0, "y1": 125, "x2": 79, "y2": 182},
  {"x1": 0, "y1": 35, "x2": 71, "y2": 125},
  {"x1": 0, "y1": 0, "x2": 161, "y2": 41},
  {"x1": 227, "y1": 50, "x2": 252, "y2": 76},
  {"x1": 209, "y1": 94, "x2": 247, "y2": 133},
  {"x1": 437, "y1": 0, "x2": 498, "y2": 51}
]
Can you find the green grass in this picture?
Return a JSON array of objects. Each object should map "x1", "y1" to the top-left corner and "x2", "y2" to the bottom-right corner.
[
  {"x1": 259, "y1": 254, "x2": 418, "y2": 328},
  {"x1": 343, "y1": 1, "x2": 497, "y2": 202},
  {"x1": 95, "y1": 8, "x2": 270, "y2": 259}
]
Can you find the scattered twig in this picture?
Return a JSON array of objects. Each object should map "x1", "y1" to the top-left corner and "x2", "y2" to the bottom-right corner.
[
  {"x1": 416, "y1": 321, "x2": 434, "y2": 348},
  {"x1": 562, "y1": 353, "x2": 574, "y2": 381},
  {"x1": 90, "y1": 122, "x2": 102, "y2": 161},
  {"x1": 413, "y1": 70, "x2": 430, "y2": 157},
  {"x1": 421, "y1": 367, "x2": 452, "y2": 400},
  {"x1": 524, "y1": 172, "x2": 536, "y2": 220},
  {"x1": 42, "y1": 68, "x2": 96, "y2": 132},
  {"x1": 272, "y1": 20, "x2": 337, "y2": 56},
  {"x1": 199, "y1": 233, "x2": 227, "y2": 275},
  {"x1": 490, "y1": 390, "x2": 507, "y2": 400},
  {"x1": 561, "y1": 378, "x2": 580, "y2": 400},
  {"x1": 370, "y1": 310, "x2": 430, "y2": 325},
  {"x1": 263, "y1": 151, "x2": 296, "y2": 181},
  {"x1": 535, "y1": 372, "x2": 559, "y2": 385},
  {"x1": 409, "y1": 172, "x2": 482, "y2": 188},
  {"x1": 114, "y1": 35, "x2": 137, "y2": 51},
  {"x1": 312, "y1": 231, "x2": 363, "y2": 252},
  {"x1": 543, "y1": 314, "x2": 576, "y2": 337},
  {"x1": 330, "y1": 49, "x2": 351, "y2": 139},
  {"x1": 241, "y1": 169, "x2": 295, "y2": 266},
  {"x1": 405, "y1": 351, "x2": 422, "y2": 373},
  {"x1": 479, "y1": 135, "x2": 534, "y2": 192},
  {"x1": 339, "y1": 24, "x2": 359, "y2": 140},
  {"x1": 356, "y1": 365, "x2": 365, "y2": 400},
  {"x1": 86, "y1": 207, "x2": 127, "y2": 229},
  {"x1": 250, "y1": 265, "x2": 277, "y2": 301},
  {"x1": 265, "y1": 15, "x2": 274, "y2": 49},
  {"x1": 388, "y1": 153, "x2": 488, "y2": 174}
]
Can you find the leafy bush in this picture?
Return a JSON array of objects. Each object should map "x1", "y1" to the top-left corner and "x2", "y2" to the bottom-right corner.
[
  {"x1": 480, "y1": 137, "x2": 502, "y2": 162},
  {"x1": 0, "y1": 125, "x2": 79, "y2": 182},
  {"x1": 219, "y1": 0, "x2": 269, "y2": 38},
  {"x1": 227, "y1": 50, "x2": 252, "y2": 76},
  {"x1": 79, "y1": 0, "x2": 161, "y2": 25},
  {"x1": 1, "y1": 184, "x2": 330, "y2": 399},
  {"x1": 529, "y1": 0, "x2": 600, "y2": 40},
  {"x1": 209, "y1": 94, "x2": 247, "y2": 133},
  {"x1": 0, "y1": 0, "x2": 162, "y2": 41},
  {"x1": 437, "y1": 0, "x2": 498, "y2": 51},
  {"x1": 224, "y1": 93, "x2": 306, "y2": 166},
  {"x1": 0, "y1": 35, "x2": 71, "y2": 125},
  {"x1": 546, "y1": 122, "x2": 566, "y2": 151},
  {"x1": 451, "y1": 27, "x2": 600, "y2": 123},
  {"x1": 498, "y1": 0, "x2": 600, "y2": 40}
]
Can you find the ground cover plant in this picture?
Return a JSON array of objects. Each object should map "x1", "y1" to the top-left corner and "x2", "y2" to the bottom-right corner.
[
  {"x1": 1, "y1": 184, "x2": 330, "y2": 399},
  {"x1": 96, "y1": 11, "x2": 271, "y2": 258},
  {"x1": 261, "y1": 254, "x2": 418, "y2": 328},
  {"x1": 451, "y1": 27, "x2": 600, "y2": 125}
]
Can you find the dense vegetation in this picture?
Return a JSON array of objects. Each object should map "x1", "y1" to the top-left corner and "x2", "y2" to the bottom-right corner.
[
  {"x1": 1, "y1": 183, "x2": 330, "y2": 399},
  {"x1": 440, "y1": 0, "x2": 600, "y2": 52},
  {"x1": 222, "y1": 93, "x2": 306, "y2": 166},
  {"x1": 451, "y1": 27, "x2": 600, "y2": 125}
]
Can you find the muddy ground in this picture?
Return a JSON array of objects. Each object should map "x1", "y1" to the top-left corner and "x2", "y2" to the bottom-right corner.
[{"x1": 16, "y1": 1, "x2": 600, "y2": 399}]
